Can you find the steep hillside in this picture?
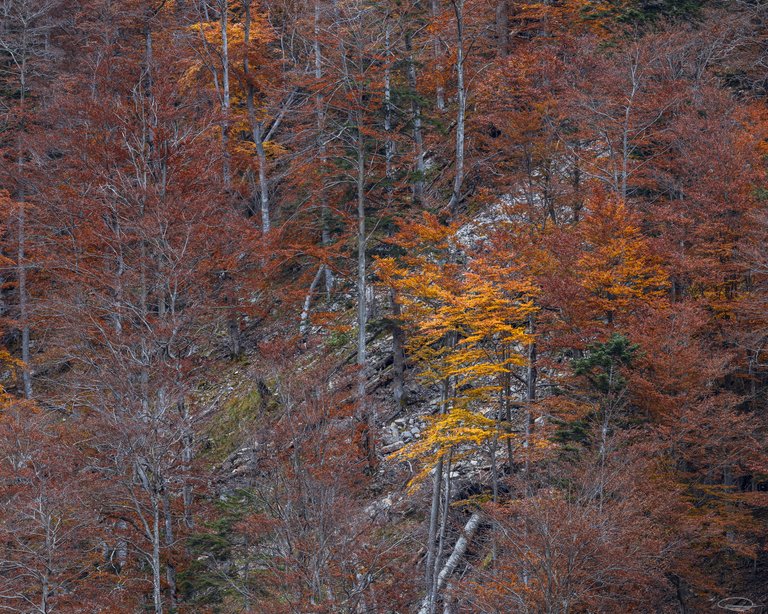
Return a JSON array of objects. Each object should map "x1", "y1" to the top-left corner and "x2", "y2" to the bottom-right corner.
[{"x1": 0, "y1": 1, "x2": 768, "y2": 612}]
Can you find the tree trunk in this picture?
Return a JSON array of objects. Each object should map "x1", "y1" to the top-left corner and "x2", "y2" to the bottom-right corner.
[
  {"x1": 300, "y1": 264, "x2": 325, "y2": 335},
  {"x1": 17, "y1": 202, "x2": 31, "y2": 399},
  {"x1": 152, "y1": 496, "x2": 164, "y2": 614},
  {"x1": 429, "y1": 450, "x2": 453, "y2": 614},
  {"x1": 524, "y1": 315, "x2": 537, "y2": 478},
  {"x1": 405, "y1": 31, "x2": 425, "y2": 204},
  {"x1": 425, "y1": 454, "x2": 444, "y2": 606},
  {"x1": 254, "y1": 126, "x2": 270, "y2": 232},
  {"x1": 424, "y1": 377, "x2": 450, "y2": 605},
  {"x1": 432, "y1": 0, "x2": 445, "y2": 111},
  {"x1": 383, "y1": 17, "x2": 394, "y2": 208},
  {"x1": 180, "y1": 401, "x2": 194, "y2": 529},
  {"x1": 391, "y1": 291, "x2": 405, "y2": 408},
  {"x1": 16, "y1": 36, "x2": 31, "y2": 399},
  {"x1": 243, "y1": 0, "x2": 271, "y2": 233},
  {"x1": 355, "y1": 114, "x2": 374, "y2": 468},
  {"x1": 162, "y1": 485, "x2": 177, "y2": 609},
  {"x1": 448, "y1": 0, "x2": 465, "y2": 214},
  {"x1": 418, "y1": 512, "x2": 482, "y2": 614},
  {"x1": 220, "y1": 0, "x2": 231, "y2": 190},
  {"x1": 314, "y1": 0, "x2": 334, "y2": 296}
]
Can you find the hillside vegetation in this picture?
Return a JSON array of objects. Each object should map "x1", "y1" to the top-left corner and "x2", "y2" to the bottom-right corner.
[{"x1": 1, "y1": 1, "x2": 768, "y2": 612}]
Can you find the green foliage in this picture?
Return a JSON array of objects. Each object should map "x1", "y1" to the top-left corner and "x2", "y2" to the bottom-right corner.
[
  {"x1": 554, "y1": 413, "x2": 594, "y2": 450},
  {"x1": 753, "y1": 186, "x2": 768, "y2": 203},
  {"x1": 573, "y1": 333, "x2": 639, "y2": 394},
  {"x1": 577, "y1": 0, "x2": 706, "y2": 29},
  {"x1": 178, "y1": 490, "x2": 257, "y2": 607},
  {"x1": 554, "y1": 335, "x2": 641, "y2": 449},
  {"x1": 204, "y1": 389, "x2": 264, "y2": 464},
  {"x1": 616, "y1": 0, "x2": 707, "y2": 23},
  {"x1": 327, "y1": 328, "x2": 353, "y2": 350}
]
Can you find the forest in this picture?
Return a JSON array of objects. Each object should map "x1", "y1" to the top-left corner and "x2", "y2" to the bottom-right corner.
[{"x1": 0, "y1": 0, "x2": 767, "y2": 612}]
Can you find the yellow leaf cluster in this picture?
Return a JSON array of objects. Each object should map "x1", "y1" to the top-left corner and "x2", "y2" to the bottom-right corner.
[
  {"x1": 378, "y1": 214, "x2": 538, "y2": 481},
  {"x1": 390, "y1": 408, "x2": 513, "y2": 488},
  {"x1": 377, "y1": 214, "x2": 537, "y2": 407}
]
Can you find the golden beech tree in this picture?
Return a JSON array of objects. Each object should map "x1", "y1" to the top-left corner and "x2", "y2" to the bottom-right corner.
[
  {"x1": 377, "y1": 213, "x2": 536, "y2": 451},
  {"x1": 378, "y1": 214, "x2": 536, "y2": 404},
  {"x1": 377, "y1": 212, "x2": 537, "y2": 613}
]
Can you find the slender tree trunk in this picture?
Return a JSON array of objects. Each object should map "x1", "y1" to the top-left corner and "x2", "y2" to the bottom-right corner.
[
  {"x1": 504, "y1": 379, "x2": 514, "y2": 472},
  {"x1": 356, "y1": 116, "x2": 373, "y2": 467},
  {"x1": 152, "y1": 496, "x2": 164, "y2": 614},
  {"x1": 387, "y1": 22, "x2": 406, "y2": 395},
  {"x1": 622, "y1": 108, "x2": 629, "y2": 200},
  {"x1": 300, "y1": 264, "x2": 325, "y2": 335},
  {"x1": 162, "y1": 485, "x2": 177, "y2": 609},
  {"x1": 432, "y1": 0, "x2": 445, "y2": 111},
  {"x1": 254, "y1": 127, "x2": 270, "y2": 232},
  {"x1": 181, "y1": 401, "x2": 194, "y2": 529},
  {"x1": 405, "y1": 31, "x2": 425, "y2": 204},
  {"x1": 599, "y1": 407, "x2": 609, "y2": 511},
  {"x1": 219, "y1": 0, "x2": 244, "y2": 355},
  {"x1": 490, "y1": 433, "x2": 499, "y2": 504},
  {"x1": 429, "y1": 450, "x2": 453, "y2": 614},
  {"x1": 418, "y1": 512, "x2": 482, "y2": 614},
  {"x1": 448, "y1": 0, "x2": 465, "y2": 213},
  {"x1": 424, "y1": 377, "x2": 449, "y2": 605},
  {"x1": 220, "y1": 0, "x2": 231, "y2": 190},
  {"x1": 117, "y1": 520, "x2": 128, "y2": 570},
  {"x1": 425, "y1": 454, "x2": 444, "y2": 604},
  {"x1": 383, "y1": 16, "x2": 394, "y2": 208},
  {"x1": 16, "y1": 41, "x2": 31, "y2": 399},
  {"x1": 17, "y1": 202, "x2": 31, "y2": 399},
  {"x1": 314, "y1": 0, "x2": 334, "y2": 295},
  {"x1": 356, "y1": 122, "x2": 366, "y2": 369},
  {"x1": 524, "y1": 315, "x2": 537, "y2": 478},
  {"x1": 391, "y1": 291, "x2": 405, "y2": 407},
  {"x1": 244, "y1": 0, "x2": 270, "y2": 233},
  {"x1": 598, "y1": 366, "x2": 615, "y2": 511}
]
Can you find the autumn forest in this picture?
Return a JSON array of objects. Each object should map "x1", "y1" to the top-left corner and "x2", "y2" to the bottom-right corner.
[{"x1": 1, "y1": 0, "x2": 768, "y2": 612}]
